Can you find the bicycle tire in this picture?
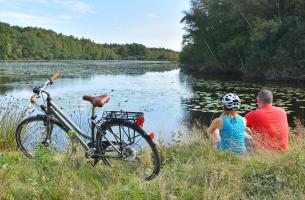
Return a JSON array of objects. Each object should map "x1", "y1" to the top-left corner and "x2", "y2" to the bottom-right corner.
[
  {"x1": 96, "y1": 119, "x2": 161, "y2": 181},
  {"x1": 16, "y1": 115, "x2": 71, "y2": 158}
]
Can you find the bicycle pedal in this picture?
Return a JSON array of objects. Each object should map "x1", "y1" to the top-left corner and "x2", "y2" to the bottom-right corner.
[
  {"x1": 41, "y1": 140, "x2": 50, "y2": 147},
  {"x1": 85, "y1": 148, "x2": 97, "y2": 159},
  {"x1": 87, "y1": 159, "x2": 99, "y2": 166}
]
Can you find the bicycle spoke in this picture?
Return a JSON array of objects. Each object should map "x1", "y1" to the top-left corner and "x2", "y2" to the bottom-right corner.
[
  {"x1": 97, "y1": 121, "x2": 160, "y2": 180},
  {"x1": 108, "y1": 127, "x2": 120, "y2": 144},
  {"x1": 17, "y1": 116, "x2": 71, "y2": 158}
]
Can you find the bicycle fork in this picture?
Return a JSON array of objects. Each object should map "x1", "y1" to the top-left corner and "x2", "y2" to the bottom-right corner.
[{"x1": 42, "y1": 117, "x2": 52, "y2": 147}]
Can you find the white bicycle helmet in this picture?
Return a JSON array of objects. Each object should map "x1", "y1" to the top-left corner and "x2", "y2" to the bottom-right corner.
[{"x1": 222, "y1": 93, "x2": 241, "y2": 110}]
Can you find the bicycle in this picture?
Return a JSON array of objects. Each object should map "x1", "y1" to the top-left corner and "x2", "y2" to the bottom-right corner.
[{"x1": 15, "y1": 72, "x2": 161, "y2": 180}]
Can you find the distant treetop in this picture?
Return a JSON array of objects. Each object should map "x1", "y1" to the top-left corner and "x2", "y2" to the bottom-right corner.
[{"x1": 0, "y1": 21, "x2": 178, "y2": 61}]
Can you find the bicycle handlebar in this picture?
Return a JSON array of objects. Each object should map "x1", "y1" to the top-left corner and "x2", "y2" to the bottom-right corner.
[
  {"x1": 31, "y1": 95, "x2": 38, "y2": 103},
  {"x1": 50, "y1": 72, "x2": 60, "y2": 81},
  {"x1": 30, "y1": 72, "x2": 60, "y2": 104}
]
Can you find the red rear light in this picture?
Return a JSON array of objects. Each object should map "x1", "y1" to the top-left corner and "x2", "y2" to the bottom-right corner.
[
  {"x1": 149, "y1": 132, "x2": 155, "y2": 140},
  {"x1": 135, "y1": 116, "x2": 144, "y2": 126}
]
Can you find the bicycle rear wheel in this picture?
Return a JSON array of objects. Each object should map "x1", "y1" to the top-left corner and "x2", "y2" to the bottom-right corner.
[
  {"x1": 96, "y1": 119, "x2": 160, "y2": 180},
  {"x1": 16, "y1": 115, "x2": 71, "y2": 158}
]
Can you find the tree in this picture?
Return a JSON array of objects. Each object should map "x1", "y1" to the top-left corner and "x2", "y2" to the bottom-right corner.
[
  {"x1": 180, "y1": 0, "x2": 305, "y2": 79},
  {"x1": 0, "y1": 21, "x2": 178, "y2": 61}
]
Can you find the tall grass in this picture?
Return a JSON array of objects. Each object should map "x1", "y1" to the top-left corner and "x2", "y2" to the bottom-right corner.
[
  {"x1": 0, "y1": 98, "x2": 27, "y2": 151},
  {"x1": 0, "y1": 103, "x2": 304, "y2": 199}
]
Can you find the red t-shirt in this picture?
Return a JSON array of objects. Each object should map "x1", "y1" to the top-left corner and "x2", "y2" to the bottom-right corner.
[{"x1": 245, "y1": 105, "x2": 289, "y2": 151}]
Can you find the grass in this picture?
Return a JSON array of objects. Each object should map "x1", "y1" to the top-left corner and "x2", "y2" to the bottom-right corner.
[
  {"x1": 0, "y1": 103, "x2": 304, "y2": 199},
  {"x1": 0, "y1": 99, "x2": 29, "y2": 151}
]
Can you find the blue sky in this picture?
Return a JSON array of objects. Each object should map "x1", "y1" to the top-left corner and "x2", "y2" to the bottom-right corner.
[{"x1": 0, "y1": 0, "x2": 189, "y2": 51}]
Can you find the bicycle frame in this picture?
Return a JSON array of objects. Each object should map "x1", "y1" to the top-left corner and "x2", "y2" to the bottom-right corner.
[
  {"x1": 40, "y1": 90, "x2": 94, "y2": 151},
  {"x1": 34, "y1": 90, "x2": 131, "y2": 160}
]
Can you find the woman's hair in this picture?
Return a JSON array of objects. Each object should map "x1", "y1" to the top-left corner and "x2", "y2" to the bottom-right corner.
[{"x1": 223, "y1": 105, "x2": 238, "y2": 116}]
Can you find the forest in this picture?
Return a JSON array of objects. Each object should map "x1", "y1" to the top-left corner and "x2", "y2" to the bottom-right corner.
[
  {"x1": 0, "y1": 22, "x2": 178, "y2": 61},
  {"x1": 180, "y1": 0, "x2": 305, "y2": 80}
]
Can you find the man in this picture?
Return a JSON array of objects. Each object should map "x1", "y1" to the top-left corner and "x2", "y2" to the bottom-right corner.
[{"x1": 245, "y1": 89, "x2": 289, "y2": 151}]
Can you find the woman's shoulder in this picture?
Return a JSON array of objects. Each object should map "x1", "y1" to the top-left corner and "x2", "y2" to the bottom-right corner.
[
  {"x1": 213, "y1": 117, "x2": 223, "y2": 123},
  {"x1": 221, "y1": 114, "x2": 243, "y2": 119},
  {"x1": 237, "y1": 115, "x2": 244, "y2": 119}
]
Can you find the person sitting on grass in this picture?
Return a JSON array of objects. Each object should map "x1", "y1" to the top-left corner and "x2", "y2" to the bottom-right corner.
[
  {"x1": 245, "y1": 89, "x2": 289, "y2": 151},
  {"x1": 208, "y1": 93, "x2": 250, "y2": 155}
]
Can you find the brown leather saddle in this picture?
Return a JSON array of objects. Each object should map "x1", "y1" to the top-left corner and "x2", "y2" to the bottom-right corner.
[{"x1": 82, "y1": 94, "x2": 110, "y2": 107}]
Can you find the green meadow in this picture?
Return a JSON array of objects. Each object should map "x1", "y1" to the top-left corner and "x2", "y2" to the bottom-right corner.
[{"x1": 0, "y1": 103, "x2": 304, "y2": 200}]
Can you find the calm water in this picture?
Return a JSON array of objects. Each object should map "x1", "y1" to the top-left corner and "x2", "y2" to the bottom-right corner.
[{"x1": 1, "y1": 61, "x2": 305, "y2": 142}]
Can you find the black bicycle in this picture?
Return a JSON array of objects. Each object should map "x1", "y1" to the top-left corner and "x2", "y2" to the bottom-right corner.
[{"x1": 15, "y1": 72, "x2": 160, "y2": 180}]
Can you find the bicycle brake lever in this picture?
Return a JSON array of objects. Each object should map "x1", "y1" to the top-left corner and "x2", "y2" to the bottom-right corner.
[{"x1": 33, "y1": 86, "x2": 42, "y2": 95}]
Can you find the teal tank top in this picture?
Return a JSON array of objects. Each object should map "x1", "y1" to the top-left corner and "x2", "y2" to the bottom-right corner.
[{"x1": 218, "y1": 115, "x2": 246, "y2": 155}]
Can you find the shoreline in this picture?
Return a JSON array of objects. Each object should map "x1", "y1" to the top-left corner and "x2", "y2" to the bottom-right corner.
[{"x1": 180, "y1": 64, "x2": 305, "y2": 84}]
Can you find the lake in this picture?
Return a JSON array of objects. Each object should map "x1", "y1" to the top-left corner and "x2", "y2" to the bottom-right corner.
[{"x1": 1, "y1": 60, "x2": 305, "y2": 142}]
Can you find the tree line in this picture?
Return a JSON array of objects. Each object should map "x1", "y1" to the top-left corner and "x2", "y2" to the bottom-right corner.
[
  {"x1": 0, "y1": 22, "x2": 178, "y2": 61},
  {"x1": 180, "y1": 0, "x2": 305, "y2": 80}
]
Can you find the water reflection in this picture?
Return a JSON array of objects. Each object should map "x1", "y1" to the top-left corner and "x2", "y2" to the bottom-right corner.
[
  {"x1": 1, "y1": 67, "x2": 191, "y2": 142},
  {"x1": 0, "y1": 76, "x2": 16, "y2": 94}
]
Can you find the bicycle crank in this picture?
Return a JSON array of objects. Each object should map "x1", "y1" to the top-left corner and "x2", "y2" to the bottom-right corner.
[
  {"x1": 122, "y1": 146, "x2": 137, "y2": 161},
  {"x1": 41, "y1": 140, "x2": 50, "y2": 147},
  {"x1": 85, "y1": 148, "x2": 97, "y2": 158}
]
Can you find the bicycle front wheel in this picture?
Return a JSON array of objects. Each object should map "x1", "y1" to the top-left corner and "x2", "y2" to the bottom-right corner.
[
  {"x1": 96, "y1": 119, "x2": 160, "y2": 180},
  {"x1": 16, "y1": 115, "x2": 71, "y2": 158}
]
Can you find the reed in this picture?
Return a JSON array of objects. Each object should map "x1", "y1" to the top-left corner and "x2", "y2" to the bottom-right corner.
[{"x1": 0, "y1": 98, "x2": 28, "y2": 151}]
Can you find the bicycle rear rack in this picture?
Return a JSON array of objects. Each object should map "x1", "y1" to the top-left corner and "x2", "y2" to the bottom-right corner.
[{"x1": 101, "y1": 111, "x2": 144, "y2": 124}]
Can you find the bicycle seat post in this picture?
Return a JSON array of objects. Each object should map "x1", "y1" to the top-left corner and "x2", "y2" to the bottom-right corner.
[
  {"x1": 91, "y1": 106, "x2": 96, "y2": 143},
  {"x1": 91, "y1": 106, "x2": 96, "y2": 119}
]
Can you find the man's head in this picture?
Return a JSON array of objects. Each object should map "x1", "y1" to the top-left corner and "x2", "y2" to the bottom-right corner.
[{"x1": 257, "y1": 89, "x2": 273, "y2": 108}]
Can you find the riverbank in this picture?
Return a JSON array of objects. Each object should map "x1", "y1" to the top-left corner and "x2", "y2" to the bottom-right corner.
[
  {"x1": 180, "y1": 64, "x2": 305, "y2": 83},
  {"x1": 1, "y1": 91, "x2": 305, "y2": 199},
  {"x1": 1, "y1": 122, "x2": 305, "y2": 199},
  {"x1": 1, "y1": 132, "x2": 305, "y2": 199}
]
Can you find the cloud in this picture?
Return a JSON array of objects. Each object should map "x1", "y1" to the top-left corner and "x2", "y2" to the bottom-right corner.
[
  {"x1": 0, "y1": 0, "x2": 96, "y2": 14},
  {"x1": 67, "y1": 1, "x2": 95, "y2": 14},
  {"x1": 98, "y1": 21, "x2": 183, "y2": 51},
  {"x1": 0, "y1": 0, "x2": 31, "y2": 2},
  {"x1": 0, "y1": 0, "x2": 34, "y2": 8},
  {"x1": 0, "y1": 11, "x2": 76, "y2": 27},
  {"x1": 146, "y1": 13, "x2": 160, "y2": 19},
  {"x1": 44, "y1": 0, "x2": 96, "y2": 14}
]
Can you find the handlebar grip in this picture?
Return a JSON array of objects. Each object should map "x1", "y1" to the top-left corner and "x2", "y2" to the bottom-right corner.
[
  {"x1": 50, "y1": 72, "x2": 60, "y2": 81},
  {"x1": 31, "y1": 95, "x2": 39, "y2": 104}
]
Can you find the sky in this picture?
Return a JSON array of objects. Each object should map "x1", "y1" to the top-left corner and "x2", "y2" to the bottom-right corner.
[{"x1": 0, "y1": 0, "x2": 190, "y2": 51}]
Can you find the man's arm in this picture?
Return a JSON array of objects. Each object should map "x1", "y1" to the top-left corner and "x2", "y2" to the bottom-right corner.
[
  {"x1": 244, "y1": 111, "x2": 254, "y2": 127},
  {"x1": 243, "y1": 118, "x2": 253, "y2": 139},
  {"x1": 245, "y1": 127, "x2": 253, "y2": 139}
]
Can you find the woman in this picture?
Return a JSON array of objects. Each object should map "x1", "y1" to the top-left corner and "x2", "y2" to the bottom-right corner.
[{"x1": 207, "y1": 93, "x2": 248, "y2": 155}]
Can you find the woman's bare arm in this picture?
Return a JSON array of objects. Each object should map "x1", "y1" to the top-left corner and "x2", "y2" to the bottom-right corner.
[{"x1": 207, "y1": 118, "x2": 222, "y2": 144}]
